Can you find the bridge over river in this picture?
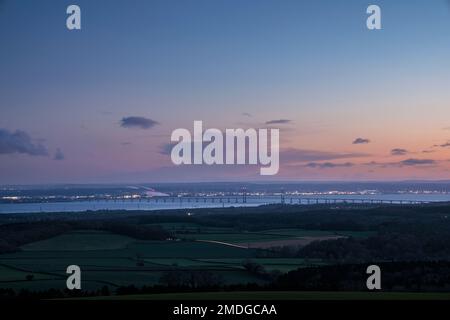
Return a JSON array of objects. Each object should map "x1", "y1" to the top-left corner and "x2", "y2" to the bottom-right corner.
[
  {"x1": 1, "y1": 194, "x2": 447, "y2": 214},
  {"x1": 89, "y1": 194, "x2": 434, "y2": 205}
]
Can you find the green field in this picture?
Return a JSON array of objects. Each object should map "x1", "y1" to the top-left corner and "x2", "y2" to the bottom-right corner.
[
  {"x1": 147, "y1": 222, "x2": 230, "y2": 233},
  {"x1": 85, "y1": 291, "x2": 450, "y2": 300},
  {"x1": 154, "y1": 222, "x2": 374, "y2": 245},
  {"x1": 22, "y1": 231, "x2": 135, "y2": 251},
  {"x1": 0, "y1": 226, "x2": 369, "y2": 293},
  {"x1": 0, "y1": 264, "x2": 56, "y2": 282},
  {"x1": 1, "y1": 229, "x2": 304, "y2": 291},
  {"x1": 261, "y1": 229, "x2": 374, "y2": 239},
  {"x1": 180, "y1": 232, "x2": 289, "y2": 243}
]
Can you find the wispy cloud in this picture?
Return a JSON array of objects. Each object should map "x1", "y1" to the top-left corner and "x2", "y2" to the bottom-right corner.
[
  {"x1": 366, "y1": 158, "x2": 437, "y2": 167},
  {"x1": 281, "y1": 148, "x2": 368, "y2": 164},
  {"x1": 160, "y1": 144, "x2": 368, "y2": 166},
  {"x1": 352, "y1": 137, "x2": 370, "y2": 144},
  {"x1": 431, "y1": 141, "x2": 450, "y2": 148},
  {"x1": 0, "y1": 128, "x2": 48, "y2": 156},
  {"x1": 265, "y1": 119, "x2": 292, "y2": 125},
  {"x1": 391, "y1": 148, "x2": 408, "y2": 156},
  {"x1": 400, "y1": 158, "x2": 435, "y2": 166},
  {"x1": 242, "y1": 112, "x2": 252, "y2": 117},
  {"x1": 305, "y1": 162, "x2": 354, "y2": 169},
  {"x1": 120, "y1": 116, "x2": 159, "y2": 129}
]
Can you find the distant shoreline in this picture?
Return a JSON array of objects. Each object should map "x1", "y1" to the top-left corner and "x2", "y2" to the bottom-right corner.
[{"x1": 1, "y1": 194, "x2": 450, "y2": 215}]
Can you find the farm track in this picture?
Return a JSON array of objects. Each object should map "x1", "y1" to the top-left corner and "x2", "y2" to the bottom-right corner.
[{"x1": 195, "y1": 240, "x2": 248, "y2": 249}]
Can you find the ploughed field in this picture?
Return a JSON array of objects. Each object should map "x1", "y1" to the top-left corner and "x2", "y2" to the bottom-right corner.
[{"x1": 0, "y1": 223, "x2": 371, "y2": 292}]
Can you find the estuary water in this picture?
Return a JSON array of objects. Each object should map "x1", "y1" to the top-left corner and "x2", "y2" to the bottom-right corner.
[{"x1": 1, "y1": 194, "x2": 449, "y2": 214}]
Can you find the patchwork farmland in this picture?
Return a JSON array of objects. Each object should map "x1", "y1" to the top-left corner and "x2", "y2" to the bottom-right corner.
[{"x1": 0, "y1": 223, "x2": 359, "y2": 292}]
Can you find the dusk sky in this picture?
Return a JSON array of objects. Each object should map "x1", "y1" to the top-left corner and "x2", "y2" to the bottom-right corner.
[{"x1": 1, "y1": 0, "x2": 450, "y2": 184}]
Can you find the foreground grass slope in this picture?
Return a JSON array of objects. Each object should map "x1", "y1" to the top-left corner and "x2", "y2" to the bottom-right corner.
[
  {"x1": 1, "y1": 227, "x2": 325, "y2": 292},
  {"x1": 86, "y1": 291, "x2": 450, "y2": 300}
]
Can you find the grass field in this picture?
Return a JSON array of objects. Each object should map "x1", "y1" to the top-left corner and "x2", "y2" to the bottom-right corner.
[
  {"x1": 22, "y1": 231, "x2": 135, "y2": 251},
  {"x1": 261, "y1": 229, "x2": 374, "y2": 239},
  {"x1": 0, "y1": 230, "x2": 275, "y2": 291},
  {"x1": 180, "y1": 233, "x2": 289, "y2": 243},
  {"x1": 0, "y1": 264, "x2": 56, "y2": 281},
  {"x1": 158, "y1": 223, "x2": 374, "y2": 246},
  {"x1": 146, "y1": 223, "x2": 230, "y2": 233},
  {"x1": 85, "y1": 291, "x2": 450, "y2": 300},
  {"x1": 0, "y1": 226, "x2": 370, "y2": 293},
  {"x1": 152, "y1": 222, "x2": 373, "y2": 237}
]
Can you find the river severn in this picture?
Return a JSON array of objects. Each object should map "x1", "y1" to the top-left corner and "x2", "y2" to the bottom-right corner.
[{"x1": 1, "y1": 194, "x2": 449, "y2": 214}]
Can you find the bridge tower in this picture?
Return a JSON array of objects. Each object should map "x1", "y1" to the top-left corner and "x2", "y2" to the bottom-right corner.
[{"x1": 242, "y1": 187, "x2": 247, "y2": 203}]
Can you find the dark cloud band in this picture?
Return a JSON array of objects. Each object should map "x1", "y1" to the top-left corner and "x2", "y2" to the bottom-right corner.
[
  {"x1": 0, "y1": 128, "x2": 48, "y2": 156},
  {"x1": 352, "y1": 137, "x2": 370, "y2": 144},
  {"x1": 120, "y1": 116, "x2": 159, "y2": 129}
]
